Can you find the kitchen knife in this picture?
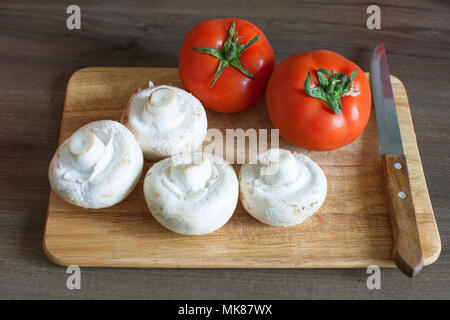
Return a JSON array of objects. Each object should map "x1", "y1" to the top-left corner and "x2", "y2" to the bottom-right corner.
[{"x1": 371, "y1": 43, "x2": 424, "y2": 277}]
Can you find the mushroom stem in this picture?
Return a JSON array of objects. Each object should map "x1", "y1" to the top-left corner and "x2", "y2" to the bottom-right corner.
[
  {"x1": 259, "y1": 149, "x2": 299, "y2": 186},
  {"x1": 169, "y1": 157, "x2": 212, "y2": 194},
  {"x1": 142, "y1": 88, "x2": 185, "y2": 130},
  {"x1": 68, "y1": 130, "x2": 105, "y2": 170}
]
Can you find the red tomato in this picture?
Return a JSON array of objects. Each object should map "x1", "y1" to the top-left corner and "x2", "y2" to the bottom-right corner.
[
  {"x1": 266, "y1": 50, "x2": 371, "y2": 151},
  {"x1": 179, "y1": 18, "x2": 275, "y2": 113}
]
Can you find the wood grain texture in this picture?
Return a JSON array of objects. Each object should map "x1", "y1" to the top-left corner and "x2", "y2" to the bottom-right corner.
[
  {"x1": 1, "y1": 0, "x2": 449, "y2": 299},
  {"x1": 382, "y1": 154, "x2": 423, "y2": 276},
  {"x1": 43, "y1": 67, "x2": 440, "y2": 268}
]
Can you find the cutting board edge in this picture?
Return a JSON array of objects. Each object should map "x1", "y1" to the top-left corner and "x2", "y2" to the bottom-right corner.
[
  {"x1": 389, "y1": 74, "x2": 441, "y2": 266},
  {"x1": 42, "y1": 239, "x2": 398, "y2": 269}
]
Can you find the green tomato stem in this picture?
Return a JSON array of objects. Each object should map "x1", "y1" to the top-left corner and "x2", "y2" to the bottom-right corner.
[
  {"x1": 193, "y1": 21, "x2": 260, "y2": 87},
  {"x1": 304, "y1": 68, "x2": 359, "y2": 114}
]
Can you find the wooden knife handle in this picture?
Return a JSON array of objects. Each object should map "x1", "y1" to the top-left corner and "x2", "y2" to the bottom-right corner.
[{"x1": 382, "y1": 154, "x2": 424, "y2": 277}]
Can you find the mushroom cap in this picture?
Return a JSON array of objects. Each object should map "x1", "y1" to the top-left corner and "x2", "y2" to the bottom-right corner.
[
  {"x1": 121, "y1": 84, "x2": 207, "y2": 161},
  {"x1": 143, "y1": 153, "x2": 238, "y2": 235},
  {"x1": 239, "y1": 149, "x2": 327, "y2": 227},
  {"x1": 48, "y1": 120, "x2": 143, "y2": 209}
]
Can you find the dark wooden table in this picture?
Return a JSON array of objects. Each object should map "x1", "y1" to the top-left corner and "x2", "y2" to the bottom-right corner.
[{"x1": 1, "y1": 0, "x2": 449, "y2": 299}]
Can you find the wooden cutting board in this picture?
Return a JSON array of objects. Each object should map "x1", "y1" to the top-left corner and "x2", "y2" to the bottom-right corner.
[{"x1": 43, "y1": 67, "x2": 441, "y2": 268}]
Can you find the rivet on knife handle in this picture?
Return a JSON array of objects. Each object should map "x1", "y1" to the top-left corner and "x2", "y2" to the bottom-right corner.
[{"x1": 382, "y1": 154, "x2": 424, "y2": 277}]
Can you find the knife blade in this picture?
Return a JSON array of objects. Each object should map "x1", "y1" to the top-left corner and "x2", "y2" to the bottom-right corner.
[
  {"x1": 371, "y1": 44, "x2": 404, "y2": 156},
  {"x1": 371, "y1": 44, "x2": 424, "y2": 277}
]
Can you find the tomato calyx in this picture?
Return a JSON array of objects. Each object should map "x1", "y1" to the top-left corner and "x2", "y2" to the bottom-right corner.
[
  {"x1": 304, "y1": 68, "x2": 360, "y2": 114},
  {"x1": 193, "y1": 21, "x2": 260, "y2": 87}
]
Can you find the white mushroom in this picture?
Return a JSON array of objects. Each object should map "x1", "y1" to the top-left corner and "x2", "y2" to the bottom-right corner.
[
  {"x1": 239, "y1": 148, "x2": 327, "y2": 227},
  {"x1": 49, "y1": 120, "x2": 143, "y2": 209},
  {"x1": 143, "y1": 153, "x2": 238, "y2": 235},
  {"x1": 121, "y1": 82, "x2": 207, "y2": 160}
]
